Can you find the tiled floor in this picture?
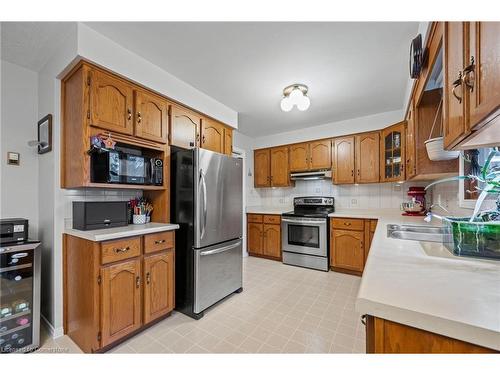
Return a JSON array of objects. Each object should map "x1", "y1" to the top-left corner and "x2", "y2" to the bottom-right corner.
[{"x1": 39, "y1": 256, "x2": 366, "y2": 354}]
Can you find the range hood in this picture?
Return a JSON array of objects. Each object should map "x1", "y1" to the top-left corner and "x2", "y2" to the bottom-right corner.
[{"x1": 290, "y1": 170, "x2": 332, "y2": 181}]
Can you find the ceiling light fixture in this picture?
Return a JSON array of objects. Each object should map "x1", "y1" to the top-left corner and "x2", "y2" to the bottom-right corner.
[{"x1": 280, "y1": 84, "x2": 310, "y2": 112}]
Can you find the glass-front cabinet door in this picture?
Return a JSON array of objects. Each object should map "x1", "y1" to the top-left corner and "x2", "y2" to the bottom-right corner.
[{"x1": 380, "y1": 121, "x2": 406, "y2": 182}]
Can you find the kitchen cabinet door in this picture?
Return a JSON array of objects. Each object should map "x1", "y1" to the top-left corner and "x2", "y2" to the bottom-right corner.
[
  {"x1": 330, "y1": 229, "x2": 364, "y2": 272},
  {"x1": 270, "y1": 146, "x2": 290, "y2": 187},
  {"x1": 380, "y1": 122, "x2": 405, "y2": 182},
  {"x1": 143, "y1": 250, "x2": 174, "y2": 324},
  {"x1": 134, "y1": 90, "x2": 169, "y2": 143},
  {"x1": 224, "y1": 127, "x2": 233, "y2": 156},
  {"x1": 101, "y1": 258, "x2": 142, "y2": 347},
  {"x1": 289, "y1": 143, "x2": 310, "y2": 172},
  {"x1": 89, "y1": 69, "x2": 134, "y2": 135},
  {"x1": 247, "y1": 223, "x2": 263, "y2": 255},
  {"x1": 254, "y1": 149, "x2": 271, "y2": 188},
  {"x1": 263, "y1": 224, "x2": 281, "y2": 259},
  {"x1": 355, "y1": 132, "x2": 380, "y2": 183},
  {"x1": 309, "y1": 139, "x2": 332, "y2": 170},
  {"x1": 443, "y1": 22, "x2": 468, "y2": 149},
  {"x1": 333, "y1": 136, "x2": 355, "y2": 184},
  {"x1": 466, "y1": 22, "x2": 500, "y2": 130},
  {"x1": 405, "y1": 101, "x2": 416, "y2": 179},
  {"x1": 170, "y1": 106, "x2": 201, "y2": 149},
  {"x1": 201, "y1": 118, "x2": 224, "y2": 153}
]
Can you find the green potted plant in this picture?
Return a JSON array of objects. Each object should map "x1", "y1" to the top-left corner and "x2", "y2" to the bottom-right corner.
[{"x1": 425, "y1": 148, "x2": 500, "y2": 260}]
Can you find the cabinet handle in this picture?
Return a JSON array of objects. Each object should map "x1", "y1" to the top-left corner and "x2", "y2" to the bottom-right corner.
[
  {"x1": 344, "y1": 222, "x2": 351, "y2": 226},
  {"x1": 137, "y1": 112, "x2": 142, "y2": 123},
  {"x1": 155, "y1": 239, "x2": 165, "y2": 245},
  {"x1": 113, "y1": 246, "x2": 130, "y2": 254},
  {"x1": 146, "y1": 272, "x2": 151, "y2": 285},
  {"x1": 463, "y1": 56, "x2": 475, "y2": 92},
  {"x1": 357, "y1": 169, "x2": 360, "y2": 176},
  {"x1": 451, "y1": 72, "x2": 463, "y2": 103},
  {"x1": 127, "y1": 109, "x2": 132, "y2": 120},
  {"x1": 202, "y1": 135, "x2": 206, "y2": 144},
  {"x1": 136, "y1": 276, "x2": 140, "y2": 288},
  {"x1": 351, "y1": 170, "x2": 354, "y2": 177}
]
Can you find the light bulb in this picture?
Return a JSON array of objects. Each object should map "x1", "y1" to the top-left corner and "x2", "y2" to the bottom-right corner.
[
  {"x1": 297, "y1": 95, "x2": 310, "y2": 111},
  {"x1": 289, "y1": 87, "x2": 303, "y2": 105},
  {"x1": 280, "y1": 96, "x2": 293, "y2": 112}
]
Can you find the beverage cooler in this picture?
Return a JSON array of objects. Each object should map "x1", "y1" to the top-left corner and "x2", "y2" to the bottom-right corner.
[{"x1": 0, "y1": 219, "x2": 41, "y2": 354}]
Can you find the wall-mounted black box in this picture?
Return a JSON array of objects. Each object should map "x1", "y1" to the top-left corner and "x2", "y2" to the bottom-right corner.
[{"x1": 73, "y1": 201, "x2": 128, "y2": 231}]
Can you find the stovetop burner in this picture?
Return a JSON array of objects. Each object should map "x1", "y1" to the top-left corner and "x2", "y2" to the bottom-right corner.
[{"x1": 282, "y1": 196, "x2": 335, "y2": 218}]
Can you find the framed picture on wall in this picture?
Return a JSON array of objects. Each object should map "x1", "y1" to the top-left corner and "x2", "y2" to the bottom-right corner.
[{"x1": 37, "y1": 114, "x2": 52, "y2": 154}]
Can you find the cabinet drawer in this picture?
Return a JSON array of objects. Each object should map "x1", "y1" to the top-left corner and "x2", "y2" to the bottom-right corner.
[
  {"x1": 263, "y1": 215, "x2": 281, "y2": 224},
  {"x1": 101, "y1": 237, "x2": 141, "y2": 265},
  {"x1": 144, "y1": 231, "x2": 175, "y2": 254},
  {"x1": 247, "y1": 214, "x2": 263, "y2": 223},
  {"x1": 331, "y1": 218, "x2": 365, "y2": 231}
]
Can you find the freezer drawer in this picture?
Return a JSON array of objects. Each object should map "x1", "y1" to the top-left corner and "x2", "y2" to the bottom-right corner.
[{"x1": 194, "y1": 239, "x2": 242, "y2": 314}]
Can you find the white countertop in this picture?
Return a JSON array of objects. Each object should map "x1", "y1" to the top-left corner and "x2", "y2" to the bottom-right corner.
[
  {"x1": 246, "y1": 206, "x2": 293, "y2": 215},
  {"x1": 65, "y1": 222, "x2": 179, "y2": 242},
  {"x1": 329, "y1": 209, "x2": 500, "y2": 351}
]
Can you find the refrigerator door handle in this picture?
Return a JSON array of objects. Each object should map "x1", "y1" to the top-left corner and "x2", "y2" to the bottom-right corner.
[
  {"x1": 199, "y1": 168, "x2": 208, "y2": 240},
  {"x1": 199, "y1": 240, "x2": 242, "y2": 256}
]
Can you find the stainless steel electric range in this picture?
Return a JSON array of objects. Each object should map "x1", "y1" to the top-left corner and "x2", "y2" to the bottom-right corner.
[{"x1": 281, "y1": 197, "x2": 334, "y2": 272}]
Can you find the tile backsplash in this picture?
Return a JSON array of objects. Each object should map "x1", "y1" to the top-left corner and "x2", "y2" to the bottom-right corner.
[{"x1": 247, "y1": 179, "x2": 427, "y2": 209}]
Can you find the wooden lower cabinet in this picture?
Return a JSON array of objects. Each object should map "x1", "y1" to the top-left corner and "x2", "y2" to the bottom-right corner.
[
  {"x1": 330, "y1": 218, "x2": 377, "y2": 275},
  {"x1": 101, "y1": 258, "x2": 142, "y2": 347},
  {"x1": 263, "y1": 224, "x2": 281, "y2": 258},
  {"x1": 247, "y1": 214, "x2": 281, "y2": 260},
  {"x1": 64, "y1": 230, "x2": 176, "y2": 352},
  {"x1": 330, "y1": 229, "x2": 364, "y2": 273},
  {"x1": 365, "y1": 315, "x2": 496, "y2": 353},
  {"x1": 143, "y1": 250, "x2": 175, "y2": 324}
]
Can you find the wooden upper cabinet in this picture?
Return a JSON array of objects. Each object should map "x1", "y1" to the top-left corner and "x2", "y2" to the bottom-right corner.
[
  {"x1": 270, "y1": 146, "x2": 289, "y2": 187},
  {"x1": 309, "y1": 139, "x2": 332, "y2": 170},
  {"x1": 263, "y1": 224, "x2": 281, "y2": 259},
  {"x1": 170, "y1": 105, "x2": 201, "y2": 149},
  {"x1": 443, "y1": 22, "x2": 468, "y2": 149},
  {"x1": 254, "y1": 149, "x2": 271, "y2": 188},
  {"x1": 331, "y1": 229, "x2": 364, "y2": 272},
  {"x1": 201, "y1": 118, "x2": 224, "y2": 153},
  {"x1": 89, "y1": 69, "x2": 134, "y2": 135},
  {"x1": 289, "y1": 143, "x2": 310, "y2": 172},
  {"x1": 380, "y1": 122, "x2": 405, "y2": 182},
  {"x1": 333, "y1": 136, "x2": 355, "y2": 184},
  {"x1": 100, "y1": 258, "x2": 142, "y2": 347},
  {"x1": 355, "y1": 132, "x2": 380, "y2": 183},
  {"x1": 143, "y1": 251, "x2": 174, "y2": 324},
  {"x1": 467, "y1": 22, "x2": 500, "y2": 129},
  {"x1": 405, "y1": 101, "x2": 416, "y2": 180},
  {"x1": 247, "y1": 223, "x2": 263, "y2": 255},
  {"x1": 134, "y1": 90, "x2": 169, "y2": 143},
  {"x1": 224, "y1": 127, "x2": 233, "y2": 156}
]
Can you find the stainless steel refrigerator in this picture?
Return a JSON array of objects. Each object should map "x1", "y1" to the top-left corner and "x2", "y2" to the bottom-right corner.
[{"x1": 171, "y1": 147, "x2": 243, "y2": 319}]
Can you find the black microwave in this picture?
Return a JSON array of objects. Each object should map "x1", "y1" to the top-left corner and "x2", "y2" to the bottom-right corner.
[{"x1": 90, "y1": 150, "x2": 163, "y2": 185}]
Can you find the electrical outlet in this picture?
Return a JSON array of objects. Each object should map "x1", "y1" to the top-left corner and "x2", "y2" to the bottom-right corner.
[
  {"x1": 315, "y1": 187, "x2": 321, "y2": 193},
  {"x1": 393, "y1": 184, "x2": 402, "y2": 192},
  {"x1": 351, "y1": 198, "x2": 358, "y2": 206},
  {"x1": 279, "y1": 198, "x2": 285, "y2": 204}
]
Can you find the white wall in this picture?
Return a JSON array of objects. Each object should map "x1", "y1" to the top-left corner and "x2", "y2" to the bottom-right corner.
[
  {"x1": 76, "y1": 23, "x2": 238, "y2": 128},
  {"x1": 0, "y1": 60, "x2": 39, "y2": 238},
  {"x1": 252, "y1": 109, "x2": 403, "y2": 149}
]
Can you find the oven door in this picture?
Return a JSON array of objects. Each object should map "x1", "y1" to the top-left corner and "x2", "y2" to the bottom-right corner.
[{"x1": 281, "y1": 217, "x2": 327, "y2": 257}]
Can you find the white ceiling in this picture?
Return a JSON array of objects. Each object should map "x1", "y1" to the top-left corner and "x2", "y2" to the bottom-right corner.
[
  {"x1": 1, "y1": 22, "x2": 74, "y2": 72},
  {"x1": 2, "y1": 22, "x2": 419, "y2": 137}
]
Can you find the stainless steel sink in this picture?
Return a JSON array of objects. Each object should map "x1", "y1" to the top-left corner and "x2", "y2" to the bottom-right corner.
[{"x1": 387, "y1": 224, "x2": 447, "y2": 243}]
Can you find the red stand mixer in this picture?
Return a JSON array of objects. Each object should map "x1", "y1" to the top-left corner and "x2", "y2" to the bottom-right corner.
[{"x1": 401, "y1": 186, "x2": 427, "y2": 216}]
